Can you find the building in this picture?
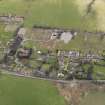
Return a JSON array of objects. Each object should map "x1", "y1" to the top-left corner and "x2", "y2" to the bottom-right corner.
[
  {"x1": 60, "y1": 32, "x2": 73, "y2": 43},
  {"x1": 0, "y1": 15, "x2": 24, "y2": 24}
]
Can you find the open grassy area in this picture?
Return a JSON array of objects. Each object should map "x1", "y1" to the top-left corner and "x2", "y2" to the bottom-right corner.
[
  {"x1": 80, "y1": 91, "x2": 105, "y2": 105},
  {"x1": 0, "y1": 24, "x2": 13, "y2": 44},
  {"x1": 56, "y1": 33, "x2": 105, "y2": 53},
  {"x1": 0, "y1": 74, "x2": 66, "y2": 105},
  {"x1": 0, "y1": 0, "x2": 96, "y2": 30},
  {"x1": 0, "y1": 24, "x2": 13, "y2": 58}
]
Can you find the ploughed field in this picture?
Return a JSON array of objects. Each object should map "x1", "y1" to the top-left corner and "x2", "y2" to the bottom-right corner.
[{"x1": 0, "y1": 74, "x2": 66, "y2": 105}]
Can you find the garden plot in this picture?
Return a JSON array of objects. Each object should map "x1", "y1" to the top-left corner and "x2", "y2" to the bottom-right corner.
[
  {"x1": 24, "y1": 28, "x2": 56, "y2": 50},
  {"x1": 29, "y1": 28, "x2": 51, "y2": 41}
]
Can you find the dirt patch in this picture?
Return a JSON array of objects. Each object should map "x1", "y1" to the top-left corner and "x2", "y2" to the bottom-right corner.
[
  {"x1": 25, "y1": 28, "x2": 57, "y2": 49},
  {"x1": 55, "y1": 81, "x2": 105, "y2": 105},
  {"x1": 5, "y1": 24, "x2": 18, "y2": 32}
]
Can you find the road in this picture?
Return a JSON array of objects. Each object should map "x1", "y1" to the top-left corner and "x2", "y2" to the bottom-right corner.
[{"x1": 1, "y1": 69, "x2": 105, "y2": 84}]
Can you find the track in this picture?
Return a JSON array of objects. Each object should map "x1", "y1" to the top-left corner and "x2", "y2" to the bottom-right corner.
[{"x1": 2, "y1": 69, "x2": 105, "y2": 84}]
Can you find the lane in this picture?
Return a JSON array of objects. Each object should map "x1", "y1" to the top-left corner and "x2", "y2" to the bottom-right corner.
[{"x1": 1, "y1": 69, "x2": 105, "y2": 84}]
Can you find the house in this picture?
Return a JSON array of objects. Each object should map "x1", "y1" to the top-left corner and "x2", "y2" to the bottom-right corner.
[
  {"x1": 51, "y1": 30, "x2": 62, "y2": 40},
  {"x1": 68, "y1": 51, "x2": 80, "y2": 58},
  {"x1": 17, "y1": 28, "x2": 26, "y2": 37},
  {"x1": 58, "y1": 50, "x2": 80, "y2": 58}
]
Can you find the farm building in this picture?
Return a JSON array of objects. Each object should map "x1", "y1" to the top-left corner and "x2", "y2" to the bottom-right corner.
[
  {"x1": 60, "y1": 32, "x2": 73, "y2": 43},
  {"x1": 17, "y1": 28, "x2": 26, "y2": 37},
  {"x1": 51, "y1": 30, "x2": 62, "y2": 40}
]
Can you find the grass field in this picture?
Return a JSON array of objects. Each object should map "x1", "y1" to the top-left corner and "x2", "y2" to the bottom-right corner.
[
  {"x1": 0, "y1": 0, "x2": 105, "y2": 31},
  {"x1": 0, "y1": 74, "x2": 66, "y2": 105},
  {"x1": 80, "y1": 91, "x2": 105, "y2": 105},
  {"x1": 56, "y1": 33, "x2": 105, "y2": 53},
  {"x1": 75, "y1": 0, "x2": 105, "y2": 31},
  {"x1": 0, "y1": 0, "x2": 96, "y2": 30}
]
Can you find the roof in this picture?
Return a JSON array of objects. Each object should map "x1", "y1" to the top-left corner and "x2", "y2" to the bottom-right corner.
[
  {"x1": 17, "y1": 28, "x2": 26, "y2": 36},
  {"x1": 60, "y1": 32, "x2": 73, "y2": 43}
]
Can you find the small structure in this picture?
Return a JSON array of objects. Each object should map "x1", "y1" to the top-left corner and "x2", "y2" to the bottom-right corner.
[
  {"x1": 57, "y1": 72, "x2": 64, "y2": 78},
  {"x1": 51, "y1": 30, "x2": 62, "y2": 40},
  {"x1": 58, "y1": 50, "x2": 80, "y2": 58},
  {"x1": 37, "y1": 51, "x2": 42, "y2": 54},
  {"x1": 51, "y1": 32, "x2": 58, "y2": 40},
  {"x1": 68, "y1": 51, "x2": 80, "y2": 58},
  {"x1": 17, "y1": 28, "x2": 26, "y2": 37},
  {"x1": 0, "y1": 15, "x2": 24, "y2": 24}
]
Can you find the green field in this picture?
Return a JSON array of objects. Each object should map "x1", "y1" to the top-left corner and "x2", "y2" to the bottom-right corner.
[
  {"x1": 80, "y1": 91, "x2": 105, "y2": 105},
  {"x1": 0, "y1": 74, "x2": 66, "y2": 105},
  {"x1": 0, "y1": 0, "x2": 96, "y2": 30}
]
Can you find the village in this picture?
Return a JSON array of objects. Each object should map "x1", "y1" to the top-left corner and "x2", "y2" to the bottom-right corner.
[
  {"x1": 0, "y1": 14, "x2": 105, "y2": 81},
  {"x1": 1, "y1": 1, "x2": 105, "y2": 105}
]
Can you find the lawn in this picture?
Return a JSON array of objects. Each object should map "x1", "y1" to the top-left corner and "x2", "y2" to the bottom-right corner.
[
  {"x1": 0, "y1": 24, "x2": 13, "y2": 44},
  {"x1": 0, "y1": 24, "x2": 13, "y2": 58},
  {"x1": 80, "y1": 91, "x2": 105, "y2": 105},
  {"x1": 81, "y1": 63, "x2": 105, "y2": 80},
  {"x1": 0, "y1": 0, "x2": 96, "y2": 30},
  {"x1": 0, "y1": 74, "x2": 66, "y2": 105},
  {"x1": 56, "y1": 34, "x2": 85, "y2": 51},
  {"x1": 55, "y1": 33, "x2": 105, "y2": 53}
]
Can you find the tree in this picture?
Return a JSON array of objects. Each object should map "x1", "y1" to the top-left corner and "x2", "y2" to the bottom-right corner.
[
  {"x1": 87, "y1": 64, "x2": 94, "y2": 80},
  {"x1": 47, "y1": 56, "x2": 59, "y2": 71}
]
